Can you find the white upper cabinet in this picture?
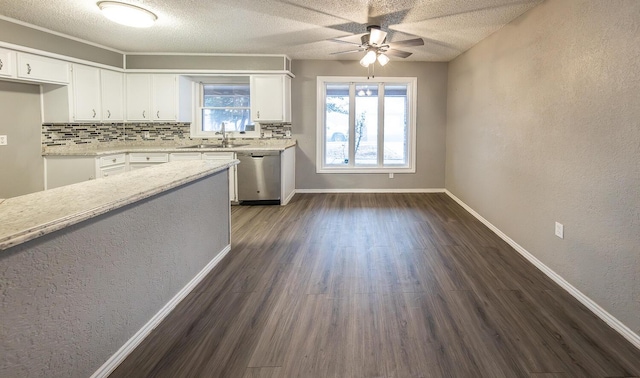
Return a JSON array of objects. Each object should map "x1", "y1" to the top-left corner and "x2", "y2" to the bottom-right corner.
[
  {"x1": 126, "y1": 74, "x2": 192, "y2": 122},
  {"x1": 16, "y1": 52, "x2": 69, "y2": 84},
  {"x1": 0, "y1": 48, "x2": 16, "y2": 78},
  {"x1": 152, "y1": 74, "x2": 177, "y2": 121},
  {"x1": 72, "y1": 64, "x2": 101, "y2": 121},
  {"x1": 101, "y1": 70, "x2": 124, "y2": 122},
  {"x1": 250, "y1": 75, "x2": 291, "y2": 123},
  {"x1": 126, "y1": 74, "x2": 152, "y2": 121}
]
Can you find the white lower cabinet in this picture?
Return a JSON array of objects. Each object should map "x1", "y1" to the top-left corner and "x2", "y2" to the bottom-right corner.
[
  {"x1": 129, "y1": 152, "x2": 169, "y2": 170},
  {"x1": 203, "y1": 152, "x2": 237, "y2": 203},
  {"x1": 45, "y1": 151, "x2": 240, "y2": 204},
  {"x1": 97, "y1": 154, "x2": 127, "y2": 178},
  {"x1": 45, "y1": 153, "x2": 126, "y2": 189}
]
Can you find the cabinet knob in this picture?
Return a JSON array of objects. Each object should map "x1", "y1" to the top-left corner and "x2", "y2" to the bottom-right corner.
[
  {"x1": 146, "y1": 157, "x2": 150, "y2": 161},
  {"x1": 112, "y1": 159, "x2": 116, "y2": 163},
  {"x1": 92, "y1": 109, "x2": 96, "y2": 118},
  {"x1": 107, "y1": 110, "x2": 111, "y2": 118},
  {"x1": 26, "y1": 63, "x2": 32, "y2": 74},
  {"x1": 0, "y1": 59, "x2": 3, "y2": 70},
  {"x1": 104, "y1": 173, "x2": 109, "y2": 177},
  {"x1": 143, "y1": 110, "x2": 146, "y2": 118}
]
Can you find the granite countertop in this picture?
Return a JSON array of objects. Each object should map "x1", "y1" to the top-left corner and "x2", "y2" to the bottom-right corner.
[
  {"x1": 42, "y1": 139, "x2": 297, "y2": 156},
  {"x1": 0, "y1": 159, "x2": 238, "y2": 251}
]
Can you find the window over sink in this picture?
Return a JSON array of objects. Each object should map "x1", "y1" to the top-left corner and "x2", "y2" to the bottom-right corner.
[{"x1": 192, "y1": 77, "x2": 260, "y2": 138}]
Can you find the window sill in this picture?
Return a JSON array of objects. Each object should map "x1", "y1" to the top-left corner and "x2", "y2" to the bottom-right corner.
[{"x1": 317, "y1": 167, "x2": 415, "y2": 174}]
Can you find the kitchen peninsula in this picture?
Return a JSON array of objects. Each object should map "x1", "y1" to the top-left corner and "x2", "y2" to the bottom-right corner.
[{"x1": 0, "y1": 159, "x2": 238, "y2": 377}]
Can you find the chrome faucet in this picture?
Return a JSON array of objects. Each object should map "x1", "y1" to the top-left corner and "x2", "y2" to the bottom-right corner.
[{"x1": 216, "y1": 122, "x2": 228, "y2": 147}]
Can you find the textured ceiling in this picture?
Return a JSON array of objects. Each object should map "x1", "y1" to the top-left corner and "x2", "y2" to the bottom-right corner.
[{"x1": 0, "y1": 0, "x2": 542, "y2": 61}]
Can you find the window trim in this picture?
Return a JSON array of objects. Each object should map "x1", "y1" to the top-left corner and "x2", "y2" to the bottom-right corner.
[
  {"x1": 316, "y1": 76, "x2": 417, "y2": 174},
  {"x1": 190, "y1": 78, "x2": 260, "y2": 138}
]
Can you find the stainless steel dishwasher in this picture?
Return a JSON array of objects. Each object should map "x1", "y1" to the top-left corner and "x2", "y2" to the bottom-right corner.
[{"x1": 236, "y1": 151, "x2": 281, "y2": 204}]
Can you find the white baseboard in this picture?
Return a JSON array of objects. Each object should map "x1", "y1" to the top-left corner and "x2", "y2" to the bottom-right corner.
[
  {"x1": 444, "y1": 190, "x2": 640, "y2": 351},
  {"x1": 281, "y1": 189, "x2": 296, "y2": 206},
  {"x1": 90, "y1": 244, "x2": 232, "y2": 378},
  {"x1": 295, "y1": 188, "x2": 446, "y2": 194}
]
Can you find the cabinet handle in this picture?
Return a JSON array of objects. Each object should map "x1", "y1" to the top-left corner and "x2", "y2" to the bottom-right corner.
[
  {"x1": 142, "y1": 110, "x2": 146, "y2": 118},
  {"x1": 257, "y1": 110, "x2": 260, "y2": 119},
  {"x1": 107, "y1": 110, "x2": 111, "y2": 118},
  {"x1": 26, "y1": 63, "x2": 31, "y2": 74},
  {"x1": 92, "y1": 109, "x2": 96, "y2": 118},
  {"x1": 0, "y1": 59, "x2": 3, "y2": 70},
  {"x1": 156, "y1": 111, "x2": 160, "y2": 119}
]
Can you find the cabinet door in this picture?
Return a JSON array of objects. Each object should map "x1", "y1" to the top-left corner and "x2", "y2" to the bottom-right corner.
[
  {"x1": 152, "y1": 74, "x2": 177, "y2": 121},
  {"x1": 72, "y1": 65, "x2": 101, "y2": 121},
  {"x1": 45, "y1": 156, "x2": 96, "y2": 189},
  {"x1": 251, "y1": 75, "x2": 286, "y2": 122},
  {"x1": 16, "y1": 53, "x2": 69, "y2": 84},
  {"x1": 101, "y1": 70, "x2": 124, "y2": 121},
  {"x1": 0, "y1": 48, "x2": 15, "y2": 78},
  {"x1": 202, "y1": 152, "x2": 237, "y2": 202},
  {"x1": 126, "y1": 74, "x2": 151, "y2": 121}
]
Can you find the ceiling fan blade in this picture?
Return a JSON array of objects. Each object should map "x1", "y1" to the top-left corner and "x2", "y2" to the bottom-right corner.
[
  {"x1": 328, "y1": 38, "x2": 362, "y2": 46},
  {"x1": 384, "y1": 49, "x2": 413, "y2": 59},
  {"x1": 369, "y1": 27, "x2": 388, "y2": 46},
  {"x1": 330, "y1": 49, "x2": 364, "y2": 55},
  {"x1": 387, "y1": 38, "x2": 424, "y2": 48}
]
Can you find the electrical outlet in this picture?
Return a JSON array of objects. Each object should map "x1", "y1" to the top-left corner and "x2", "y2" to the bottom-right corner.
[
  {"x1": 0, "y1": 135, "x2": 7, "y2": 145},
  {"x1": 555, "y1": 222, "x2": 564, "y2": 239},
  {"x1": 285, "y1": 130, "x2": 291, "y2": 137},
  {"x1": 389, "y1": 172, "x2": 394, "y2": 179},
  {"x1": 143, "y1": 131, "x2": 150, "y2": 139}
]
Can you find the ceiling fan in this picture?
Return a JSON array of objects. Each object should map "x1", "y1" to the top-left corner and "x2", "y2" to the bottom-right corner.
[{"x1": 330, "y1": 25, "x2": 425, "y2": 68}]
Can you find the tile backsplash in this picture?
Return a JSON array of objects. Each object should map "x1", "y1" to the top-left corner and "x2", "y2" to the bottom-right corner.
[{"x1": 42, "y1": 122, "x2": 292, "y2": 148}]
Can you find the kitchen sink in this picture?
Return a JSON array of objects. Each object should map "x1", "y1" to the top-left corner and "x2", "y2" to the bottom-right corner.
[{"x1": 178, "y1": 143, "x2": 250, "y2": 149}]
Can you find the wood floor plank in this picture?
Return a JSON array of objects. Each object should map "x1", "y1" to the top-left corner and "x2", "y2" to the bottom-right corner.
[{"x1": 111, "y1": 193, "x2": 640, "y2": 378}]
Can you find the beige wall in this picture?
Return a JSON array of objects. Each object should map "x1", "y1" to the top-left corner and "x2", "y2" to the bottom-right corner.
[
  {"x1": 126, "y1": 54, "x2": 286, "y2": 71},
  {"x1": 0, "y1": 81, "x2": 43, "y2": 198},
  {"x1": 446, "y1": 0, "x2": 640, "y2": 333},
  {"x1": 0, "y1": 18, "x2": 123, "y2": 68},
  {"x1": 292, "y1": 60, "x2": 448, "y2": 190}
]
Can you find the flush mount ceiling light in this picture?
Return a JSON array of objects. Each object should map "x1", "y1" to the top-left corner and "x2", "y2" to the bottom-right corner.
[{"x1": 97, "y1": 1, "x2": 157, "y2": 28}]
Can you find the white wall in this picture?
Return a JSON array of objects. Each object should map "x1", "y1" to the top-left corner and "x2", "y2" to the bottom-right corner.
[{"x1": 446, "y1": 0, "x2": 640, "y2": 333}]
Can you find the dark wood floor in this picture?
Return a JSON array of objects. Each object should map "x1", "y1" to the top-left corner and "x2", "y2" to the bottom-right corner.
[{"x1": 111, "y1": 193, "x2": 640, "y2": 377}]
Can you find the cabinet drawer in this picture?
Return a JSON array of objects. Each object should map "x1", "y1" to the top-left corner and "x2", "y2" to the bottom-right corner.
[
  {"x1": 16, "y1": 53, "x2": 69, "y2": 84},
  {"x1": 129, "y1": 152, "x2": 169, "y2": 163},
  {"x1": 99, "y1": 154, "x2": 126, "y2": 167},
  {"x1": 100, "y1": 164, "x2": 126, "y2": 178},
  {"x1": 170, "y1": 152, "x2": 202, "y2": 161},
  {"x1": 0, "y1": 48, "x2": 15, "y2": 78},
  {"x1": 202, "y1": 152, "x2": 235, "y2": 160}
]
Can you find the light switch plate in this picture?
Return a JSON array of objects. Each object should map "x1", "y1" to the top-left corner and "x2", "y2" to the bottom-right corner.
[
  {"x1": 555, "y1": 222, "x2": 564, "y2": 239},
  {"x1": 0, "y1": 135, "x2": 7, "y2": 145}
]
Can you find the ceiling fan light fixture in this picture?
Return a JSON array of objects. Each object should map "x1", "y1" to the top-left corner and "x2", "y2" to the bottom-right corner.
[
  {"x1": 97, "y1": 1, "x2": 157, "y2": 28},
  {"x1": 377, "y1": 53, "x2": 390, "y2": 66},
  {"x1": 360, "y1": 50, "x2": 377, "y2": 67}
]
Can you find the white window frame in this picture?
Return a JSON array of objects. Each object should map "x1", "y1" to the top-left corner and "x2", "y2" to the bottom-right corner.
[
  {"x1": 190, "y1": 77, "x2": 260, "y2": 138},
  {"x1": 316, "y1": 76, "x2": 417, "y2": 174}
]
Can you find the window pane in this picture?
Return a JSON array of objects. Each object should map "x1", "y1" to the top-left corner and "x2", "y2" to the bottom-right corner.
[
  {"x1": 203, "y1": 84, "x2": 250, "y2": 107},
  {"x1": 201, "y1": 108, "x2": 251, "y2": 132},
  {"x1": 325, "y1": 84, "x2": 350, "y2": 165},
  {"x1": 355, "y1": 84, "x2": 378, "y2": 165},
  {"x1": 384, "y1": 84, "x2": 408, "y2": 166}
]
